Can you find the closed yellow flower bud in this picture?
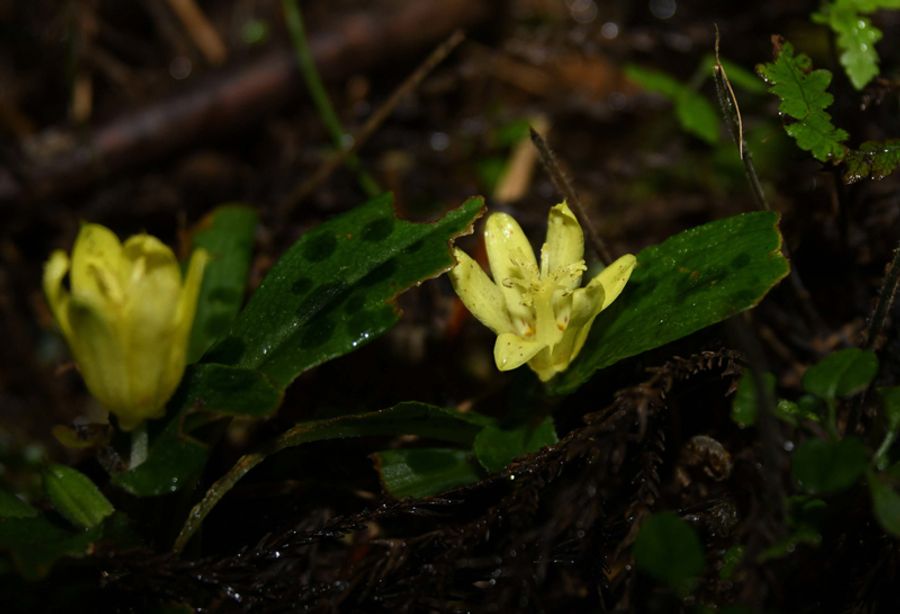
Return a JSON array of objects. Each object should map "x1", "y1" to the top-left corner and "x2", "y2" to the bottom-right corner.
[{"x1": 43, "y1": 224, "x2": 208, "y2": 431}]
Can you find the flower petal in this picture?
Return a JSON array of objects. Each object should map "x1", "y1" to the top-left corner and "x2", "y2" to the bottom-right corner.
[
  {"x1": 540, "y1": 201, "x2": 584, "y2": 286},
  {"x1": 449, "y1": 248, "x2": 513, "y2": 334},
  {"x1": 43, "y1": 250, "x2": 73, "y2": 340},
  {"x1": 584, "y1": 254, "x2": 637, "y2": 313},
  {"x1": 70, "y1": 224, "x2": 125, "y2": 307},
  {"x1": 484, "y1": 212, "x2": 538, "y2": 327},
  {"x1": 494, "y1": 332, "x2": 545, "y2": 371}
]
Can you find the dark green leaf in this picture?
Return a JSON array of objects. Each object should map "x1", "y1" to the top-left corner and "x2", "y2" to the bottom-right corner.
[
  {"x1": 43, "y1": 465, "x2": 114, "y2": 529},
  {"x1": 0, "y1": 516, "x2": 100, "y2": 580},
  {"x1": 625, "y1": 65, "x2": 719, "y2": 143},
  {"x1": 374, "y1": 448, "x2": 483, "y2": 499},
  {"x1": 868, "y1": 472, "x2": 900, "y2": 537},
  {"x1": 792, "y1": 436, "x2": 868, "y2": 494},
  {"x1": 844, "y1": 140, "x2": 900, "y2": 184},
  {"x1": 111, "y1": 418, "x2": 207, "y2": 497},
  {"x1": 550, "y1": 212, "x2": 789, "y2": 394},
  {"x1": 111, "y1": 364, "x2": 282, "y2": 496},
  {"x1": 634, "y1": 512, "x2": 705, "y2": 594},
  {"x1": 731, "y1": 371, "x2": 776, "y2": 428},
  {"x1": 0, "y1": 489, "x2": 37, "y2": 519},
  {"x1": 879, "y1": 386, "x2": 900, "y2": 430},
  {"x1": 758, "y1": 525, "x2": 822, "y2": 561},
  {"x1": 206, "y1": 194, "x2": 484, "y2": 388},
  {"x1": 188, "y1": 205, "x2": 258, "y2": 363},
  {"x1": 473, "y1": 416, "x2": 557, "y2": 473},
  {"x1": 802, "y1": 348, "x2": 878, "y2": 401},
  {"x1": 757, "y1": 41, "x2": 848, "y2": 161},
  {"x1": 775, "y1": 395, "x2": 822, "y2": 425},
  {"x1": 173, "y1": 402, "x2": 493, "y2": 552}
]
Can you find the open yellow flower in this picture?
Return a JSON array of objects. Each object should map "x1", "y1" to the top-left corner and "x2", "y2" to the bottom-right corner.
[
  {"x1": 44, "y1": 224, "x2": 208, "y2": 431},
  {"x1": 450, "y1": 202, "x2": 635, "y2": 381}
]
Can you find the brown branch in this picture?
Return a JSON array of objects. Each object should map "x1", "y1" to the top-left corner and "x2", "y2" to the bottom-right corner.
[{"x1": 0, "y1": 0, "x2": 494, "y2": 207}]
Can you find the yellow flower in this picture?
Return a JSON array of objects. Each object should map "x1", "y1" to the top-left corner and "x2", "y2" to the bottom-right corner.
[
  {"x1": 450, "y1": 202, "x2": 635, "y2": 381},
  {"x1": 43, "y1": 224, "x2": 208, "y2": 431}
]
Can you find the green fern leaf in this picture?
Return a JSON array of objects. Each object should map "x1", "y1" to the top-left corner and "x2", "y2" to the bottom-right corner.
[{"x1": 757, "y1": 41, "x2": 848, "y2": 162}]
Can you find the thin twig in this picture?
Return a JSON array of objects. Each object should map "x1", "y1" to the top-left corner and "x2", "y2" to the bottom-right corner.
[
  {"x1": 864, "y1": 240, "x2": 900, "y2": 350},
  {"x1": 282, "y1": 0, "x2": 380, "y2": 198},
  {"x1": 712, "y1": 25, "x2": 767, "y2": 211},
  {"x1": 528, "y1": 127, "x2": 612, "y2": 265},
  {"x1": 712, "y1": 26, "x2": 827, "y2": 335},
  {"x1": 277, "y1": 29, "x2": 466, "y2": 217}
]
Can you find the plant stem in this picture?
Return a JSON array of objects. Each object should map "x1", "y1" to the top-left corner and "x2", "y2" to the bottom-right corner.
[
  {"x1": 282, "y1": 0, "x2": 380, "y2": 198},
  {"x1": 129, "y1": 423, "x2": 149, "y2": 469}
]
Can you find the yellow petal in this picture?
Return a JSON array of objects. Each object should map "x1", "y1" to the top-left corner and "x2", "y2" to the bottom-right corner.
[
  {"x1": 70, "y1": 224, "x2": 125, "y2": 307},
  {"x1": 494, "y1": 332, "x2": 544, "y2": 372},
  {"x1": 65, "y1": 299, "x2": 132, "y2": 423},
  {"x1": 540, "y1": 201, "x2": 584, "y2": 287},
  {"x1": 43, "y1": 250, "x2": 73, "y2": 339},
  {"x1": 484, "y1": 212, "x2": 538, "y2": 327},
  {"x1": 526, "y1": 347, "x2": 559, "y2": 382},
  {"x1": 584, "y1": 254, "x2": 636, "y2": 313},
  {"x1": 448, "y1": 248, "x2": 513, "y2": 334}
]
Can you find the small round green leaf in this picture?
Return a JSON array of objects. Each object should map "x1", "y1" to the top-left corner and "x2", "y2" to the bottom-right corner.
[
  {"x1": 634, "y1": 512, "x2": 705, "y2": 594},
  {"x1": 731, "y1": 371, "x2": 776, "y2": 428},
  {"x1": 792, "y1": 437, "x2": 868, "y2": 494},
  {"x1": 868, "y1": 472, "x2": 900, "y2": 538},
  {"x1": 802, "y1": 348, "x2": 878, "y2": 401}
]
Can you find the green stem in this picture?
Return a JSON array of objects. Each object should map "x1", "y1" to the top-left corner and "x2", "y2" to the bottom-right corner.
[
  {"x1": 129, "y1": 423, "x2": 149, "y2": 469},
  {"x1": 874, "y1": 429, "x2": 897, "y2": 471},
  {"x1": 282, "y1": 0, "x2": 380, "y2": 197}
]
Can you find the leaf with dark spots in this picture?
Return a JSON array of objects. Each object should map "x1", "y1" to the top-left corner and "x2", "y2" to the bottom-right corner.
[
  {"x1": 550, "y1": 211, "x2": 789, "y2": 394},
  {"x1": 209, "y1": 193, "x2": 484, "y2": 388}
]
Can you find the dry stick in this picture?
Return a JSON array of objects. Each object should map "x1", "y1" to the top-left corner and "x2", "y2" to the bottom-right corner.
[
  {"x1": 528, "y1": 128, "x2": 613, "y2": 265},
  {"x1": 282, "y1": 0, "x2": 379, "y2": 199},
  {"x1": 847, "y1": 240, "x2": 900, "y2": 435},
  {"x1": 277, "y1": 30, "x2": 466, "y2": 219},
  {"x1": 864, "y1": 240, "x2": 900, "y2": 351},
  {"x1": 712, "y1": 28, "x2": 827, "y2": 334},
  {"x1": 2, "y1": 0, "x2": 491, "y2": 205},
  {"x1": 165, "y1": 0, "x2": 227, "y2": 65}
]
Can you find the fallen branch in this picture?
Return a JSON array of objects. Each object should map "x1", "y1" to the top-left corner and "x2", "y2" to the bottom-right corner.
[{"x1": 0, "y1": 0, "x2": 493, "y2": 206}]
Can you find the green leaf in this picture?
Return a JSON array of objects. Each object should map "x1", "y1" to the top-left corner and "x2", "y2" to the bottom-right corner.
[
  {"x1": 844, "y1": 139, "x2": 900, "y2": 184},
  {"x1": 473, "y1": 416, "x2": 557, "y2": 473},
  {"x1": 173, "y1": 402, "x2": 493, "y2": 552},
  {"x1": 188, "y1": 204, "x2": 258, "y2": 363},
  {"x1": 757, "y1": 41, "x2": 849, "y2": 162},
  {"x1": 792, "y1": 436, "x2": 869, "y2": 494},
  {"x1": 731, "y1": 371, "x2": 776, "y2": 428},
  {"x1": 0, "y1": 516, "x2": 101, "y2": 580},
  {"x1": 634, "y1": 512, "x2": 705, "y2": 594},
  {"x1": 43, "y1": 465, "x2": 114, "y2": 529},
  {"x1": 879, "y1": 386, "x2": 900, "y2": 431},
  {"x1": 813, "y1": 1, "x2": 892, "y2": 90},
  {"x1": 550, "y1": 211, "x2": 789, "y2": 394},
  {"x1": 374, "y1": 448, "x2": 483, "y2": 499},
  {"x1": 111, "y1": 364, "x2": 282, "y2": 496},
  {"x1": 205, "y1": 193, "x2": 484, "y2": 388},
  {"x1": 0, "y1": 489, "x2": 37, "y2": 519},
  {"x1": 775, "y1": 395, "x2": 822, "y2": 425},
  {"x1": 625, "y1": 65, "x2": 719, "y2": 143},
  {"x1": 868, "y1": 471, "x2": 900, "y2": 537},
  {"x1": 802, "y1": 348, "x2": 878, "y2": 401}
]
